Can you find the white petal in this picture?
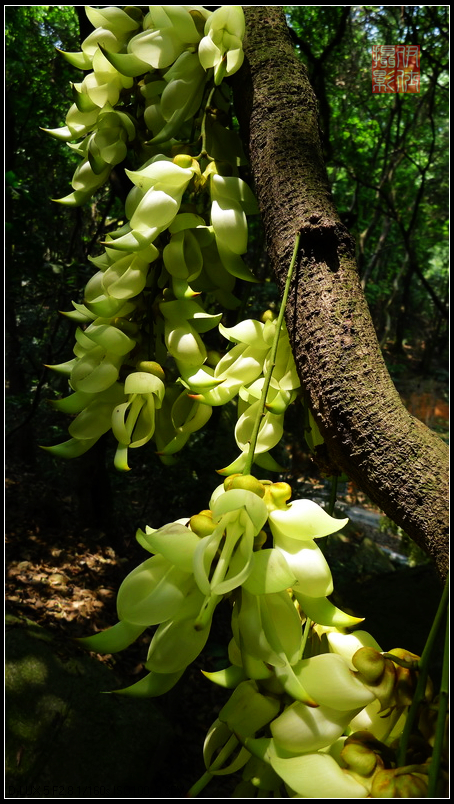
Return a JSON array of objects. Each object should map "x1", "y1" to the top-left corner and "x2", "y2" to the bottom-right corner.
[
  {"x1": 198, "y1": 35, "x2": 221, "y2": 70},
  {"x1": 271, "y1": 701, "x2": 355, "y2": 754},
  {"x1": 116, "y1": 555, "x2": 193, "y2": 625},
  {"x1": 211, "y1": 198, "x2": 248, "y2": 254},
  {"x1": 269, "y1": 750, "x2": 369, "y2": 798},
  {"x1": 276, "y1": 540, "x2": 334, "y2": 597},
  {"x1": 293, "y1": 653, "x2": 376, "y2": 711},
  {"x1": 269, "y1": 499, "x2": 348, "y2": 541},
  {"x1": 130, "y1": 188, "x2": 180, "y2": 230},
  {"x1": 327, "y1": 630, "x2": 383, "y2": 669}
]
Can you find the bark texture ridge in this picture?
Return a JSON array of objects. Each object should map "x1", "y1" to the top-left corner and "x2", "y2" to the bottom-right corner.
[{"x1": 232, "y1": 7, "x2": 448, "y2": 581}]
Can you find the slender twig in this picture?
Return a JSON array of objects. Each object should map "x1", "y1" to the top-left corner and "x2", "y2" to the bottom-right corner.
[
  {"x1": 327, "y1": 475, "x2": 339, "y2": 516},
  {"x1": 396, "y1": 574, "x2": 449, "y2": 767},
  {"x1": 194, "y1": 84, "x2": 217, "y2": 161},
  {"x1": 300, "y1": 616, "x2": 313, "y2": 659},
  {"x1": 243, "y1": 233, "x2": 301, "y2": 475},
  {"x1": 187, "y1": 733, "x2": 240, "y2": 797},
  {"x1": 427, "y1": 600, "x2": 449, "y2": 797}
]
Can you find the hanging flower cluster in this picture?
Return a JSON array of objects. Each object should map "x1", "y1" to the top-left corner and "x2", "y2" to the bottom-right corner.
[
  {"x1": 78, "y1": 475, "x2": 434, "y2": 798},
  {"x1": 44, "y1": 5, "x2": 273, "y2": 472}
]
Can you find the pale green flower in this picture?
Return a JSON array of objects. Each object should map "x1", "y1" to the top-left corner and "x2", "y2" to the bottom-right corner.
[
  {"x1": 193, "y1": 487, "x2": 269, "y2": 599},
  {"x1": 270, "y1": 700, "x2": 361, "y2": 755},
  {"x1": 291, "y1": 653, "x2": 376, "y2": 711},
  {"x1": 198, "y1": 6, "x2": 245, "y2": 84}
]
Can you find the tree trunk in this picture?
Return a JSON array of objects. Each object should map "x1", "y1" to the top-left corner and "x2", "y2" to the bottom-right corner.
[{"x1": 232, "y1": 7, "x2": 448, "y2": 581}]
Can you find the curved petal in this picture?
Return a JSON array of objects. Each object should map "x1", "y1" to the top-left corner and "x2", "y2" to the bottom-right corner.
[
  {"x1": 293, "y1": 653, "x2": 376, "y2": 711},
  {"x1": 269, "y1": 750, "x2": 369, "y2": 798},
  {"x1": 276, "y1": 539, "x2": 334, "y2": 597},
  {"x1": 242, "y1": 549, "x2": 296, "y2": 595},
  {"x1": 116, "y1": 554, "x2": 193, "y2": 625},
  {"x1": 270, "y1": 701, "x2": 357, "y2": 755},
  {"x1": 268, "y1": 499, "x2": 348, "y2": 541}
]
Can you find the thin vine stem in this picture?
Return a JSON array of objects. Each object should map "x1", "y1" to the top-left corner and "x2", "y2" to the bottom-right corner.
[
  {"x1": 300, "y1": 616, "x2": 313, "y2": 659},
  {"x1": 187, "y1": 734, "x2": 240, "y2": 797},
  {"x1": 426, "y1": 592, "x2": 449, "y2": 797},
  {"x1": 327, "y1": 474, "x2": 339, "y2": 516},
  {"x1": 187, "y1": 771, "x2": 213, "y2": 798},
  {"x1": 243, "y1": 232, "x2": 301, "y2": 476},
  {"x1": 396, "y1": 573, "x2": 449, "y2": 768},
  {"x1": 194, "y1": 83, "x2": 217, "y2": 161}
]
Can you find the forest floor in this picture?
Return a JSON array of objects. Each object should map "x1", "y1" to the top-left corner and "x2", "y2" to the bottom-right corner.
[{"x1": 5, "y1": 343, "x2": 449, "y2": 798}]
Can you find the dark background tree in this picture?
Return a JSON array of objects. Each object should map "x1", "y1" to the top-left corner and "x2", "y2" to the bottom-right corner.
[
  {"x1": 232, "y1": 6, "x2": 448, "y2": 581},
  {"x1": 287, "y1": 6, "x2": 448, "y2": 358}
]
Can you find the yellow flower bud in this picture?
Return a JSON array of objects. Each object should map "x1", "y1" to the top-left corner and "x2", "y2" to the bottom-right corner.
[
  {"x1": 135, "y1": 360, "x2": 166, "y2": 381},
  {"x1": 340, "y1": 740, "x2": 379, "y2": 777},
  {"x1": 356, "y1": 657, "x2": 397, "y2": 711},
  {"x1": 352, "y1": 647, "x2": 386, "y2": 683},
  {"x1": 225, "y1": 474, "x2": 266, "y2": 498},
  {"x1": 263, "y1": 481, "x2": 292, "y2": 510},
  {"x1": 253, "y1": 529, "x2": 267, "y2": 550},
  {"x1": 172, "y1": 153, "x2": 194, "y2": 169},
  {"x1": 189, "y1": 512, "x2": 216, "y2": 537}
]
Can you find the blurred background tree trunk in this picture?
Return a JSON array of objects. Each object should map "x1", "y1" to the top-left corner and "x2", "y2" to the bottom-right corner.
[{"x1": 233, "y1": 6, "x2": 448, "y2": 580}]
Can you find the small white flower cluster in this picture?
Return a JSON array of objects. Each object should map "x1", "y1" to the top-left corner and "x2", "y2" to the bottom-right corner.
[{"x1": 44, "y1": 6, "x2": 279, "y2": 471}]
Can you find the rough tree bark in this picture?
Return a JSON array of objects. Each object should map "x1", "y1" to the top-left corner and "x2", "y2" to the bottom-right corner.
[{"x1": 232, "y1": 7, "x2": 449, "y2": 581}]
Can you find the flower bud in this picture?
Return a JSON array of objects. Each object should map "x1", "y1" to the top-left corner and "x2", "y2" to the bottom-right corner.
[
  {"x1": 189, "y1": 512, "x2": 216, "y2": 537},
  {"x1": 173, "y1": 153, "x2": 194, "y2": 169},
  {"x1": 345, "y1": 730, "x2": 394, "y2": 755},
  {"x1": 261, "y1": 309, "x2": 277, "y2": 323},
  {"x1": 224, "y1": 474, "x2": 266, "y2": 498},
  {"x1": 136, "y1": 360, "x2": 166, "y2": 381},
  {"x1": 340, "y1": 741, "x2": 379, "y2": 777},
  {"x1": 386, "y1": 648, "x2": 432, "y2": 707},
  {"x1": 356, "y1": 656, "x2": 397, "y2": 711},
  {"x1": 371, "y1": 768, "x2": 428, "y2": 798},
  {"x1": 387, "y1": 647, "x2": 420, "y2": 667},
  {"x1": 263, "y1": 481, "x2": 292, "y2": 510},
  {"x1": 223, "y1": 473, "x2": 242, "y2": 490},
  {"x1": 341, "y1": 731, "x2": 394, "y2": 779},
  {"x1": 254, "y1": 529, "x2": 267, "y2": 550},
  {"x1": 352, "y1": 647, "x2": 386, "y2": 683}
]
